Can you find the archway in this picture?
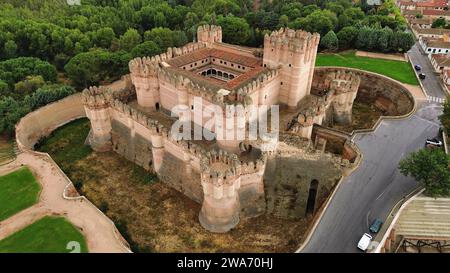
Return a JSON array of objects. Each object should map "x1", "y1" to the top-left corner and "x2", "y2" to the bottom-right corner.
[{"x1": 306, "y1": 179, "x2": 319, "y2": 216}]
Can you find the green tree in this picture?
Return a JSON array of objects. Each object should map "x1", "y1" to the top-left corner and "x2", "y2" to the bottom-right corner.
[
  {"x1": 216, "y1": 15, "x2": 250, "y2": 45},
  {"x1": 14, "y1": 75, "x2": 46, "y2": 96},
  {"x1": 432, "y1": 17, "x2": 447, "y2": 28},
  {"x1": 320, "y1": 30, "x2": 339, "y2": 51},
  {"x1": 131, "y1": 41, "x2": 162, "y2": 58},
  {"x1": 92, "y1": 27, "x2": 116, "y2": 49},
  {"x1": 439, "y1": 97, "x2": 450, "y2": 132},
  {"x1": 3, "y1": 40, "x2": 17, "y2": 59},
  {"x1": 399, "y1": 148, "x2": 450, "y2": 197},
  {"x1": 119, "y1": 28, "x2": 142, "y2": 52},
  {"x1": 337, "y1": 26, "x2": 358, "y2": 49}
]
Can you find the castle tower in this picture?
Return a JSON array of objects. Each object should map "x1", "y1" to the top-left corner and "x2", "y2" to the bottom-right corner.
[
  {"x1": 199, "y1": 151, "x2": 241, "y2": 233},
  {"x1": 129, "y1": 57, "x2": 160, "y2": 109},
  {"x1": 197, "y1": 25, "x2": 222, "y2": 46},
  {"x1": 81, "y1": 86, "x2": 112, "y2": 152},
  {"x1": 328, "y1": 71, "x2": 360, "y2": 125},
  {"x1": 263, "y1": 28, "x2": 320, "y2": 109}
]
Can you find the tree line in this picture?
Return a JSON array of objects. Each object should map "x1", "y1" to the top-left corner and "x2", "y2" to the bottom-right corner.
[{"x1": 0, "y1": 0, "x2": 416, "y2": 137}]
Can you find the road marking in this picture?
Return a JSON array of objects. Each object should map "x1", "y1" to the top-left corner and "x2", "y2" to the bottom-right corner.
[{"x1": 427, "y1": 96, "x2": 446, "y2": 104}]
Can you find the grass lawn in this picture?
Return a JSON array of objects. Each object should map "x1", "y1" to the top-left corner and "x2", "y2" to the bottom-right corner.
[
  {"x1": 316, "y1": 51, "x2": 419, "y2": 85},
  {"x1": 35, "y1": 118, "x2": 92, "y2": 165},
  {"x1": 0, "y1": 167, "x2": 41, "y2": 221},
  {"x1": 0, "y1": 216, "x2": 88, "y2": 253}
]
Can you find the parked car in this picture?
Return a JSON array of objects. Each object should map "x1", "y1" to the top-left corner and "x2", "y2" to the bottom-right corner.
[
  {"x1": 419, "y1": 73, "x2": 426, "y2": 80},
  {"x1": 357, "y1": 233, "x2": 372, "y2": 252},
  {"x1": 414, "y1": 64, "x2": 422, "y2": 71},
  {"x1": 426, "y1": 138, "x2": 443, "y2": 147},
  {"x1": 369, "y1": 219, "x2": 383, "y2": 233}
]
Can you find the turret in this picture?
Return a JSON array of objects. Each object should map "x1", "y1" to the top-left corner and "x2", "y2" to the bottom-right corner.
[
  {"x1": 199, "y1": 150, "x2": 241, "y2": 233},
  {"x1": 263, "y1": 28, "x2": 320, "y2": 109},
  {"x1": 81, "y1": 86, "x2": 112, "y2": 152},
  {"x1": 197, "y1": 25, "x2": 222, "y2": 46},
  {"x1": 129, "y1": 57, "x2": 161, "y2": 109},
  {"x1": 328, "y1": 71, "x2": 360, "y2": 125}
]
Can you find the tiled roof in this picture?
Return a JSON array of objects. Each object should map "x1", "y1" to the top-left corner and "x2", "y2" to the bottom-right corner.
[
  {"x1": 427, "y1": 40, "x2": 450, "y2": 48},
  {"x1": 431, "y1": 54, "x2": 450, "y2": 66},
  {"x1": 416, "y1": 0, "x2": 447, "y2": 8},
  {"x1": 415, "y1": 27, "x2": 450, "y2": 35},
  {"x1": 422, "y1": 9, "x2": 447, "y2": 16},
  {"x1": 167, "y1": 48, "x2": 261, "y2": 68}
]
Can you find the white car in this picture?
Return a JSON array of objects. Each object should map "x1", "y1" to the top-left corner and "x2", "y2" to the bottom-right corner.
[{"x1": 357, "y1": 233, "x2": 372, "y2": 252}]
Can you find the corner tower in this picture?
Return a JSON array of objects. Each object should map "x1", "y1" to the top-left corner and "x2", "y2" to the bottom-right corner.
[
  {"x1": 129, "y1": 57, "x2": 161, "y2": 109},
  {"x1": 263, "y1": 28, "x2": 320, "y2": 109},
  {"x1": 197, "y1": 25, "x2": 222, "y2": 46},
  {"x1": 81, "y1": 86, "x2": 112, "y2": 152}
]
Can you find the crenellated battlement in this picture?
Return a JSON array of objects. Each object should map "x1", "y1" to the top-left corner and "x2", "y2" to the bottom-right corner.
[
  {"x1": 327, "y1": 71, "x2": 360, "y2": 94},
  {"x1": 265, "y1": 28, "x2": 320, "y2": 54},
  {"x1": 81, "y1": 86, "x2": 112, "y2": 109},
  {"x1": 197, "y1": 24, "x2": 222, "y2": 45}
]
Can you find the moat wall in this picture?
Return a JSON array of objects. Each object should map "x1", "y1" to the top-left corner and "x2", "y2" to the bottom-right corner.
[{"x1": 313, "y1": 67, "x2": 415, "y2": 117}]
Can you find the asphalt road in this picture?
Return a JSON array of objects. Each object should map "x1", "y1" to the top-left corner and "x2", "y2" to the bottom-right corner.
[
  {"x1": 302, "y1": 46, "x2": 446, "y2": 253},
  {"x1": 302, "y1": 106, "x2": 441, "y2": 253},
  {"x1": 408, "y1": 42, "x2": 447, "y2": 99}
]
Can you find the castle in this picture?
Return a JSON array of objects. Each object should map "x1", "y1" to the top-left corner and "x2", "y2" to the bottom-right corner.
[{"x1": 82, "y1": 25, "x2": 361, "y2": 233}]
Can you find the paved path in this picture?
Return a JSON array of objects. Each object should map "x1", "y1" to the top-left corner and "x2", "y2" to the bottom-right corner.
[{"x1": 0, "y1": 152, "x2": 130, "y2": 253}]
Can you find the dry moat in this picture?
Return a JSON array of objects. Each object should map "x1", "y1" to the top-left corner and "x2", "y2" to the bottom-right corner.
[{"x1": 36, "y1": 119, "x2": 310, "y2": 253}]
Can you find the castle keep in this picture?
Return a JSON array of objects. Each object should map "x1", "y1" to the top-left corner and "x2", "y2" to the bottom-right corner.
[{"x1": 82, "y1": 25, "x2": 361, "y2": 233}]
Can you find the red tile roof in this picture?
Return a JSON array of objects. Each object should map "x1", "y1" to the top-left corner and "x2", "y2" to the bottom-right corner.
[
  {"x1": 422, "y1": 9, "x2": 446, "y2": 15},
  {"x1": 167, "y1": 48, "x2": 261, "y2": 68},
  {"x1": 164, "y1": 48, "x2": 268, "y2": 91}
]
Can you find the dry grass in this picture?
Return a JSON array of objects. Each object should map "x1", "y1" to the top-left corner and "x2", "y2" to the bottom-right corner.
[
  {"x1": 39, "y1": 119, "x2": 309, "y2": 253},
  {"x1": 332, "y1": 101, "x2": 384, "y2": 133}
]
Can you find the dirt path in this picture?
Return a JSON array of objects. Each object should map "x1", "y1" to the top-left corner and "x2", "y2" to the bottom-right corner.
[
  {"x1": 356, "y1": 50, "x2": 407, "y2": 62},
  {"x1": 0, "y1": 152, "x2": 130, "y2": 253}
]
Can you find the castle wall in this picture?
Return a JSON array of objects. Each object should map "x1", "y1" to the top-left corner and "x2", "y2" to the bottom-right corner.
[
  {"x1": 211, "y1": 43, "x2": 256, "y2": 59},
  {"x1": 159, "y1": 80, "x2": 179, "y2": 112},
  {"x1": 16, "y1": 93, "x2": 85, "y2": 150}
]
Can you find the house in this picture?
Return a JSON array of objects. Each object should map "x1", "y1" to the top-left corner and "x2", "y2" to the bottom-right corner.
[
  {"x1": 430, "y1": 54, "x2": 450, "y2": 72},
  {"x1": 416, "y1": 0, "x2": 448, "y2": 11},
  {"x1": 442, "y1": 70, "x2": 450, "y2": 92},
  {"x1": 402, "y1": 9, "x2": 422, "y2": 19},
  {"x1": 412, "y1": 26, "x2": 450, "y2": 39},
  {"x1": 409, "y1": 17, "x2": 433, "y2": 29},
  {"x1": 399, "y1": 0, "x2": 416, "y2": 10},
  {"x1": 422, "y1": 9, "x2": 450, "y2": 19},
  {"x1": 420, "y1": 37, "x2": 450, "y2": 56}
]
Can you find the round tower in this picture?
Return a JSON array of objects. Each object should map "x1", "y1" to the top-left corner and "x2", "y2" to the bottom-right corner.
[
  {"x1": 199, "y1": 150, "x2": 241, "y2": 233},
  {"x1": 81, "y1": 86, "x2": 112, "y2": 152},
  {"x1": 129, "y1": 57, "x2": 160, "y2": 109},
  {"x1": 329, "y1": 71, "x2": 361, "y2": 125}
]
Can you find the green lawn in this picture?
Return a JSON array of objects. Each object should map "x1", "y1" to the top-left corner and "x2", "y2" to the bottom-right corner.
[
  {"x1": 0, "y1": 167, "x2": 41, "y2": 221},
  {"x1": 35, "y1": 118, "x2": 92, "y2": 164},
  {"x1": 0, "y1": 216, "x2": 88, "y2": 253},
  {"x1": 316, "y1": 51, "x2": 419, "y2": 85}
]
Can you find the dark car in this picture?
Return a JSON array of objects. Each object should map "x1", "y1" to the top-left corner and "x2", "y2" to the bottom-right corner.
[
  {"x1": 369, "y1": 219, "x2": 383, "y2": 233},
  {"x1": 419, "y1": 73, "x2": 426, "y2": 80},
  {"x1": 414, "y1": 64, "x2": 422, "y2": 71}
]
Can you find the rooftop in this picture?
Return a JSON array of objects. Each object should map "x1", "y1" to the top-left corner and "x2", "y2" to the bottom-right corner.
[
  {"x1": 164, "y1": 47, "x2": 268, "y2": 91},
  {"x1": 395, "y1": 195, "x2": 450, "y2": 240}
]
